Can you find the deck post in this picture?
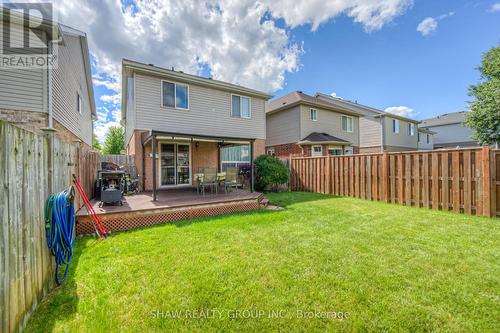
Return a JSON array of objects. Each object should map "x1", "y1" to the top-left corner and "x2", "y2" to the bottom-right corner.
[
  {"x1": 152, "y1": 132, "x2": 157, "y2": 201},
  {"x1": 250, "y1": 140, "x2": 254, "y2": 192}
]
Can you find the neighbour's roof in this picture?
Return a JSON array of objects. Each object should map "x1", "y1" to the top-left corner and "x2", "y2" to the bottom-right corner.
[
  {"x1": 420, "y1": 111, "x2": 468, "y2": 127},
  {"x1": 265, "y1": 91, "x2": 363, "y2": 117},
  {"x1": 298, "y1": 132, "x2": 350, "y2": 145}
]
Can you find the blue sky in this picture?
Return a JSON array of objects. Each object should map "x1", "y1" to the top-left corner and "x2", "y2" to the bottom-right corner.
[
  {"x1": 65, "y1": 0, "x2": 499, "y2": 142},
  {"x1": 275, "y1": 0, "x2": 500, "y2": 120}
]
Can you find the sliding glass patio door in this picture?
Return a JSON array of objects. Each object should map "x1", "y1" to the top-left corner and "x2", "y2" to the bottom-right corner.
[{"x1": 160, "y1": 143, "x2": 191, "y2": 186}]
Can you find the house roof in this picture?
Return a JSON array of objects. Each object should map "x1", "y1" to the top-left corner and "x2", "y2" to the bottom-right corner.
[
  {"x1": 420, "y1": 111, "x2": 468, "y2": 127},
  {"x1": 266, "y1": 91, "x2": 364, "y2": 117},
  {"x1": 314, "y1": 93, "x2": 420, "y2": 124},
  {"x1": 297, "y1": 132, "x2": 350, "y2": 145},
  {"x1": 122, "y1": 59, "x2": 273, "y2": 125}
]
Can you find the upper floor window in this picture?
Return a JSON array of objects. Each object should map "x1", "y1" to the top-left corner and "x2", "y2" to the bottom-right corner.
[
  {"x1": 310, "y1": 108, "x2": 318, "y2": 121},
  {"x1": 392, "y1": 119, "x2": 400, "y2": 133},
  {"x1": 77, "y1": 94, "x2": 82, "y2": 114},
  {"x1": 231, "y1": 95, "x2": 251, "y2": 118},
  {"x1": 418, "y1": 132, "x2": 421, "y2": 142},
  {"x1": 341, "y1": 116, "x2": 353, "y2": 132},
  {"x1": 162, "y1": 81, "x2": 189, "y2": 109},
  {"x1": 408, "y1": 123, "x2": 415, "y2": 136},
  {"x1": 426, "y1": 134, "x2": 430, "y2": 144}
]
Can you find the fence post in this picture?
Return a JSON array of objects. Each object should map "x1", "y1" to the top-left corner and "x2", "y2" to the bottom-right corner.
[
  {"x1": 325, "y1": 156, "x2": 331, "y2": 194},
  {"x1": 481, "y1": 145, "x2": 492, "y2": 217},
  {"x1": 382, "y1": 152, "x2": 389, "y2": 202}
]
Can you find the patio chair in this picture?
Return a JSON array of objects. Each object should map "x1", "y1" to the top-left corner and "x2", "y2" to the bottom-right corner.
[
  {"x1": 200, "y1": 168, "x2": 218, "y2": 195},
  {"x1": 224, "y1": 167, "x2": 242, "y2": 193}
]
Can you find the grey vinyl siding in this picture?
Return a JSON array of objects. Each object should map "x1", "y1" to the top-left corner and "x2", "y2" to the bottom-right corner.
[
  {"x1": 0, "y1": 24, "x2": 47, "y2": 112},
  {"x1": 384, "y1": 116, "x2": 418, "y2": 149},
  {"x1": 52, "y1": 33, "x2": 93, "y2": 146},
  {"x1": 418, "y1": 131, "x2": 433, "y2": 150},
  {"x1": 134, "y1": 73, "x2": 266, "y2": 139},
  {"x1": 426, "y1": 123, "x2": 475, "y2": 146},
  {"x1": 299, "y1": 105, "x2": 359, "y2": 146},
  {"x1": 266, "y1": 106, "x2": 301, "y2": 146}
]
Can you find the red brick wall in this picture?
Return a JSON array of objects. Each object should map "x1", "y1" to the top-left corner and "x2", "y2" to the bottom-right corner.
[{"x1": 268, "y1": 142, "x2": 359, "y2": 159}]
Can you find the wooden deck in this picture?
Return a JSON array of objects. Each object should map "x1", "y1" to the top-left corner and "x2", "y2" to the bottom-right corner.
[{"x1": 75, "y1": 188, "x2": 264, "y2": 235}]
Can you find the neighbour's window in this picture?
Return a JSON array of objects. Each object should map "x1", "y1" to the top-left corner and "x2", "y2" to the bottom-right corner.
[
  {"x1": 77, "y1": 94, "x2": 82, "y2": 114},
  {"x1": 221, "y1": 144, "x2": 250, "y2": 171},
  {"x1": 328, "y1": 146, "x2": 342, "y2": 156},
  {"x1": 162, "y1": 81, "x2": 189, "y2": 109},
  {"x1": 231, "y1": 95, "x2": 251, "y2": 118},
  {"x1": 311, "y1": 145, "x2": 322, "y2": 156},
  {"x1": 408, "y1": 123, "x2": 415, "y2": 136},
  {"x1": 392, "y1": 119, "x2": 399, "y2": 133},
  {"x1": 267, "y1": 148, "x2": 275, "y2": 156},
  {"x1": 344, "y1": 147, "x2": 354, "y2": 155},
  {"x1": 418, "y1": 132, "x2": 421, "y2": 142},
  {"x1": 427, "y1": 134, "x2": 430, "y2": 144},
  {"x1": 341, "y1": 116, "x2": 353, "y2": 132},
  {"x1": 310, "y1": 108, "x2": 318, "y2": 121}
]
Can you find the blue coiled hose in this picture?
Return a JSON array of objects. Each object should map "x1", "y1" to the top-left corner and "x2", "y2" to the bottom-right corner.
[{"x1": 45, "y1": 187, "x2": 75, "y2": 285}]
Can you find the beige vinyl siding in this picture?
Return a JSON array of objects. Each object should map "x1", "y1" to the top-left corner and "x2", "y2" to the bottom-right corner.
[
  {"x1": 134, "y1": 73, "x2": 266, "y2": 139},
  {"x1": 266, "y1": 106, "x2": 301, "y2": 146},
  {"x1": 299, "y1": 105, "x2": 359, "y2": 146},
  {"x1": 125, "y1": 76, "x2": 136, "y2": 146},
  {"x1": 52, "y1": 34, "x2": 93, "y2": 146},
  {"x1": 359, "y1": 116, "x2": 382, "y2": 148},
  {"x1": 384, "y1": 117, "x2": 418, "y2": 149},
  {"x1": 0, "y1": 24, "x2": 47, "y2": 112}
]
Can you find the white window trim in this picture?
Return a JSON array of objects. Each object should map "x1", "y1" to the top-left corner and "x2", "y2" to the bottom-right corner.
[
  {"x1": 408, "y1": 123, "x2": 415, "y2": 136},
  {"x1": 311, "y1": 145, "x2": 323, "y2": 156},
  {"x1": 161, "y1": 80, "x2": 190, "y2": 110},
  {"x1": 341, "y1": 115, "x2": 353, "y2": 133},
  {"x1": 231, "y1": 94, "x2": 251, "y2": 119},
  {"x1": 392, "y1": 119, "x2": 400, "y2": 134},
  {"x1": 77, "y1": 93, "x2": 82, "y2": 114},
  {"x1": 310, "y1": 108, "x2": 318, "y2": 121}
]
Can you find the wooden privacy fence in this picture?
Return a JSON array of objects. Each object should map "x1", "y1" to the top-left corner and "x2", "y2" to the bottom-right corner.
[
  {"x1": 290, "y1": 147, "x2": 498, "y2": 217},
  {"x1": 0, "y1": 122, "x2": 99, "y2": 333}
]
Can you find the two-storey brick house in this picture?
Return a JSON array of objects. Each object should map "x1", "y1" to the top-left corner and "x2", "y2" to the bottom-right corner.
[{"x1": 121, "y1": 59, "x2": 271, "y2": 193}]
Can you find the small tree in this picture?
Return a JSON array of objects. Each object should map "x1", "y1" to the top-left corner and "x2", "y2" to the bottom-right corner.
[
  {"x1": 254, "y1": 154, "x2": 289, "y2": 192},
  {"x1": 102, "y1": 126, "x2": 125, "y2": 154},
  {"x1": 92, "y1": 133, "x2": 102, "y2": 151},
  {"x1": 465, "y1": 45, "x2": 500, "y2": 146}
]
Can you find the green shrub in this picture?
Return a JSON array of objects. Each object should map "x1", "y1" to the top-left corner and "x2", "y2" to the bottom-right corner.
[{"x1": 254, "y1": 155, "x2": 289, "y2": 191}]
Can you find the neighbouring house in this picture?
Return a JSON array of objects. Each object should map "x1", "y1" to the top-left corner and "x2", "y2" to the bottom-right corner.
[
  {"x1": 417, "y1": 128, "x2": 435, "y2": 150},
  {"x1": 0, "y1": 11, "x2": 96, "y2": 148},
  {"x1": 419, "y1": 111, "x2": 478, "y2": 149},
  {"x1": 265, "y1": 91, "x2": 361, "y2": 159},
  {"x1": 314, "y1": 93, "x2": 423, "y2": 153},
  {"x1": 121, "y1": 59, "x2": 271, "y2": 193},
  {"x1": 265, "y1": 91, "x2": 425, "y2": 159}
]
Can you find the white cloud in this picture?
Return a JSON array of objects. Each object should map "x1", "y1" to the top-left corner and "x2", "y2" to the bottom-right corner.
[
  {"x1": 100, "y1": 93, "x2": 121, "y2": 105},
  {"x1": 491, "y1": 3, "x2": 500, "y2": 12},
  {"x1": 416, "y1": 11, "x2": 454, "y2": 36},
  {"x1": 384, "y1": 106, "x2": 416, "y2": 118},
  {"x1": 416, "y1": 17, "x2": 437, "y2": 36},
  {"x1": 53, "y1": 0, "x2": 413, "y2": 137}
]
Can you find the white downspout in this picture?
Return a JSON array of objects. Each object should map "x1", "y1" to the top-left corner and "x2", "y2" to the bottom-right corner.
[{"x1": 47, "y1": 41, "x2": 53, "y2": 128}]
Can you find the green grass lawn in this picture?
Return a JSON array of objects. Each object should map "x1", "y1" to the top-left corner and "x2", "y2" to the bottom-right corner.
[{"x1": 26, "y1": 193, "x2": 499, "y2": 332}]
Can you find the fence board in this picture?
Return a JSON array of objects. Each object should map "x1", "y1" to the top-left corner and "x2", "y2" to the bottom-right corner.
[
  {"x1": 289, "y1": 147, "x2": 497, "y2": 217},
  {"x1": 0, "y1": 122, "x2": 99, "y2": 333}
]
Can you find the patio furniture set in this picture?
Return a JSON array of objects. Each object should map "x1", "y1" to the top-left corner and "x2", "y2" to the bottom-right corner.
[{"x1": 195, "y1": 167, "x2": 242, "y2": 195}]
